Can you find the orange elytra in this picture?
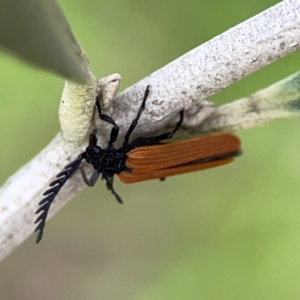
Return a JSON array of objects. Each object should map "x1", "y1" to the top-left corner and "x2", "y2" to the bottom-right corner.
[{"x1": 118, "y1": 133, "x2": 241, "y2": 183}]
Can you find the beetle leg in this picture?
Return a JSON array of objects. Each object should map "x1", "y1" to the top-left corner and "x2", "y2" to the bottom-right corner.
[
  {"x1": 95, "y1": 96, "x2": 119, "y2": 147},
  {"x1": 103, "y1": 174, "x2": 123, "y2": 204},
  {"x1": 123, "y1": 85, "x2": 150, "y2": 146},
  {"x1": 80, "y1": 169, "x2": 100, "y2": 186},
  {"x1": 152, "y1": 110, "x2": 184, "y2": 142}
]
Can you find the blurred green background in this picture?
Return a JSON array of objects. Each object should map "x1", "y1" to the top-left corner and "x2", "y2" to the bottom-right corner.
[{"x1": 1, "y1": 0, "x2": 300, "y2": 299}]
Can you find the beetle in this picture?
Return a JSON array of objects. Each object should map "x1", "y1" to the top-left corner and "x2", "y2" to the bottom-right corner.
[{"x1": 34, "y1": 86, "x2": 241, "y2": 243}]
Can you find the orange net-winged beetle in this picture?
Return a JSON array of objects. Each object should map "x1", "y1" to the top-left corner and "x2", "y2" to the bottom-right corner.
[{"x1": 35, "y1": 86, "x2": 241, "y2": 243}]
